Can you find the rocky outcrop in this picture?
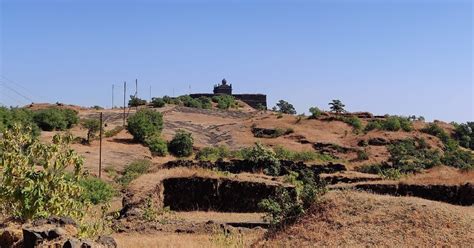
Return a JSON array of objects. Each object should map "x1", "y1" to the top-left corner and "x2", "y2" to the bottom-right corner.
[
  {"x1": 251, "y1": 127, "x2": 293, "y2": 138},
  {"x1": 354, "y1": 183, "x2": 474, "y2": 206},
  {"x1": 162, "y1": 177, "x2": 295, "y2": 212},
  {"x1": 1, "y1": 217, "x2": 117, "y2": 248}
]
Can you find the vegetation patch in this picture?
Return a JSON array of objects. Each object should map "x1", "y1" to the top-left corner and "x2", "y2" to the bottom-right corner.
[
  {"x1": 365, "y1": 116, "x2": 413, "y2": 132},
  {"x1": 168, "y1": 130, "x2": 194, "y2": 157},
  {"x1": 116, "y1": 159, "x2": 152, "y2": 187},
  {"x1": 127, "y1": 108, "x2": 164, "y2": 143},
  {"x1": 79, "y1": 177, "x2": 116, "y2": 205},
  {"x1": 251, "y1": 127, "x2": 294, "y2": 138},
  {"x1": 33, "y1": 108, "x2": 79, "y2": 131}
]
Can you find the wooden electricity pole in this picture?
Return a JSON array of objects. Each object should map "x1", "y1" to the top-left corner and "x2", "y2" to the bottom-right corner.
[
  {"x1": 99, "y1": 112, "x2": 103, "y2": 179},
  {"x1": 123, "y1": 81, "x2": 126, "y2": 126},
  {"x1": 112, "y1": 84, "x2": 114, "y2": 109}
]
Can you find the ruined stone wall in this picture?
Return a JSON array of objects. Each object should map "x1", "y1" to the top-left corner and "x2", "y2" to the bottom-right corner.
[{"x1": 189, "y1": 93, "x2": 267, "y2": 109}]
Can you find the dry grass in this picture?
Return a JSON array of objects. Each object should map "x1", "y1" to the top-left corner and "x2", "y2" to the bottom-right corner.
[
  {"x1": 257, "y1": 190, "x2": 474, "y2": 247},
  {"x1": 400, "y1": 166, "x2": 474, "y2": 185}
]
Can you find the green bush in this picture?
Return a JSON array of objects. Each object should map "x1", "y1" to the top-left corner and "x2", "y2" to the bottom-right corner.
[
  {"x1": 273, "y1": 146, "x2": 333, "y2": 162},
  {"x1": 0, "y1": 107, "x2": 40, "y2": 136},
  {"x1": 33, "y1": 108, "x2": 79, "y2": 131},
  {"x1": 388, "y1": 139, "x2": 441, "y2": 172},
  {"x1": 146, "y1": 135, "x2": 168, "y2": 157},
  {"x1": 117, "y1": 159, "x2": 151, "y2": 187},
  {"x1": 259, "y1": 171, "x2": 326, "y2": 228},
  {"x1": 0, "y1": 125, "x2": 85, "y2": 220},
  {"x1": 452, "y1": 122, "x2": 474, "y2": 150},
  {"x1": 275, "y1": 100, "x2": 296, "y2": 115},
  {"x1": 127, "y1": 109, "x2": 164, "y2": 143},
  {"x1": 151, "y1": 97, "x2": 166, "y2": 108},
  {"x1": 240, "y1": 143, "x2": 281, "y2": 176},
  {"x1": 357, "y1": 150, "x2": 369, "y2": 161},
  {"x1": 212, "y1": 95, "x2": 237, "y2": 110},
  {"x1": 308, "y1": 107, "x2": 322, "y2": 119},
  {"x1": 365, "y1": 116, "x2": 412, "y2": 132},
  {"x1": 81, "y1": 118, "x2": 102, "y2": 143},
  {"x1": 168, "y1": 130, "x2": 194, "y2": 157},
  {"x1": 79, "y1": 177, "x2": 116, "y2": 205},
  {"x1": 195, "y1": 146, "x2": 231, "y2": 162},
  {"x1": 442, "y1": 146, "x2": 473, "y2": 170},
  {"x1": 343, "y1": 116, "x2": 363, "y2": 132},
  {"x1": 198, "y1": 97, "x2": 212, "y2": 109},
  {"x1": 128, "y1": 95, "x2": 147, "y2": 107}
]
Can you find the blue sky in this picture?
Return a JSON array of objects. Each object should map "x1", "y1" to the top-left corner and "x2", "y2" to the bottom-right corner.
[{"x1": 0, "y1": 0, "x2": 472, "y2": 122}]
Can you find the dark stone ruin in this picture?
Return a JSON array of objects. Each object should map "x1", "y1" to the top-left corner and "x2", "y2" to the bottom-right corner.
[
  {"x1": 190, "y1": 78, "x2": 267, "y2": 109},
  {"x1": 162, "y1": 177, "x2": 295, "y2": 212},
  {"x1": 354, "y1": 183, "x2": 474, "y2": 206}
]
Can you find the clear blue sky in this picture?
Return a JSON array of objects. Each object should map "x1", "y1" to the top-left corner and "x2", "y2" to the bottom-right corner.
[{"x1": 1, "y1": 0, "x2": 472, "y2": 122}]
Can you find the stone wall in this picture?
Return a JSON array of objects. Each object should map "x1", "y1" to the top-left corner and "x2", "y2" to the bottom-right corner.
[{"x1": 189, "y1": 93, "x2": 267, "y2": 109}]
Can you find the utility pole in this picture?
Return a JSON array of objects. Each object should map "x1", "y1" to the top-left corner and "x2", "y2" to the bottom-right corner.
[
  {"x1": 112, "y1": 84, "x2": 114, "y2": 109},
  {"x1": 123, "y1": 81, "x2": 126, "y2": 126},
  {"x1": 149, "y1": 85, "x2": 152, "y2": 101},
  {"x1": 135, "y1": 79, "x2": 138, "y2": 97},
  {"x1": 99, "y1": 112, "x2": 103, "y2": 178}
]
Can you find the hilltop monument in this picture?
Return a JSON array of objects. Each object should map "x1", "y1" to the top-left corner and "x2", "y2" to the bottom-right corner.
[{"x1": 190, "y1": 78, "x2": 267, "y2": 109}]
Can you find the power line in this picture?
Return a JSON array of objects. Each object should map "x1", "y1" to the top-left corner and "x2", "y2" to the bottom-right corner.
[
  {"x1": 0, "y1": 80, "x2": 34, "y2": 102},
  {"x1": 0, "y1": 75, "x2": 48, "y2": 102}
]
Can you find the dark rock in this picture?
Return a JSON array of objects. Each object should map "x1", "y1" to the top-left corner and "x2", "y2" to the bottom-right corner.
[
  {"x1": 368, "y1": 138, "x2": 389, "y2": 146},
  {"x1": 96, "y1": 236, "x2": 118, "y2": 248},
  {"x1": 48, "y1": 227, "x2": 67, "y2": 239},
  {"x1": 63, "y1": 238, "x2": 82, "y2": 248},
  {"x1": 22, "y1": 229, "x2": 44, "y2": 248},
  {"x1": 0, "y1": 230, "x2": 21, "y2": 248},
  {"x1": 80, "y1": 240, "x2": 94, "y2": 248}
]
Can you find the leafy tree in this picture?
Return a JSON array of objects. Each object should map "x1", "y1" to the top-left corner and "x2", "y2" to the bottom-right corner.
[
  {"x1": 212, "y1": 95, "x2": 237, "y2": 110},
  {"x1": 127, "y1": 109, "x2": 164, "y2": 143},
  {"x1": 81, "y1": 118, "x2": 102, "y2": 143},
  {"x1": 128, "y1": 95, "x2": 147, "y2": 107},
  {"x1": 275, "y1": 100, "x2": 297, "y2": 115},
  {"x1": 328, "y1": 100, "x2": 345, "y2": 115},
  {"x1": 308, "y1": 107, "x2": 322, "y2": 119},
  {"x1": 151, "y1": 97, "x2": 166, "y2": 108},
  {"x1": 168, "y1": 130, "x2": 194, "y2": 157},
  {"x1": 453, "y1": 122, "x2": 474, "y2": 150},
  {"x1": 0, "y1": 125, "x2": 85, "y2": 220}
]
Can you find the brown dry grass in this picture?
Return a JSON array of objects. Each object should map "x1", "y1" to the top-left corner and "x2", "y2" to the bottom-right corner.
[
  {"x1": 400, "y1": 166, "x2": 474, "y2": 185},
  {"x1": 257, "y1": 190, "x2": 474, "y2": 247}
]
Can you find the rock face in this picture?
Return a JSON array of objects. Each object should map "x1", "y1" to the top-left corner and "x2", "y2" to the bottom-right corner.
[
  {"x1": 0, "y1": 216, "x2": 118, "y2": 248},
  {"x1": 251, "y1": 127, "x2": 293, "y2": 138},
  {"x1": 355, "y1": 183, "x2": 474, "y2": 206},
  {"x1": 162, "y1": 177, "x2": 296, "y2": 212}
]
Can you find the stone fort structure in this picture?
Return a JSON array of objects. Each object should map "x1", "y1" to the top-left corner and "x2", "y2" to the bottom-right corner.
[{"x1": 190, "y1": 79, "x2": 267, "y2": 109}]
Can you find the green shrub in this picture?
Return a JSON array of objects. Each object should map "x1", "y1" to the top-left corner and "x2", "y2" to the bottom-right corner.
[
  {"x1": 195, "y1": 146, "x2": 231, "y2": 162},
  {"x1": 0, "y1": 107, "x2": 40, "y2": 136},
  {"x1": 146, "y1": 135, "x2": 168, "y2": 157},
  {"x1": 33, "y1": 108, "x2": 79, "y2": 131},
  {"x1": 127, "y1": 109, "x2": 163, "y2": 143},
  {"x1": 365, "y1": 120, "x2": 382, "y2": 132},
  {"x1": 441, "y1": 147, "x2": 473, "y2": 170},
  {"x1": 273, "y1": 146, "x2": 332, "y2": 162},
  {"x1": 151, "y1": 97, "x2": 166, "y2": 108},
  {"x1": 343, "y1": 116, "x2": 363, "y2": 132},
  {"x1": 212, "y1": 95, "x2": 237, "y2": 110},
  {"x1": 168, "y1": 130, "x2": 194, "y2": 157},
  {"x1": 259, "y1": 171, "x2": 326, "y2": 228},
  {"x1": 452, "y1": 122, "x2": 474, "y2": 150},
  {"x1": 128, "y1": 95, "x2": 147, "y2": 107},
  {"x1": 198, "y1": 97, "x2": 212, "y2": 109},
  {"x1": 104, "y1": 126, "x2": 125, "y2": 138},
  {"x1": 240, "y1": 143, "x2": 281, "y2": 176},
  {"x1": 365, "y1": 116, "x2": 413, "y2": 132},
  {"x1": 0, "y1": 125, "x2": 85, "y2": 220},
  {"x1": 275, "y1": 100, "x2": 296, "y2": 115},
  {"x1": 388, "y1": 139, "x2": 441, "y2": 172},
  {"x1": 357, "y1": 150, "x2": 369, "y2": 161},
  {"x1": 79, "y1": 177, "x2": 116, "y2": 205},
  {"x1": 308, "y1": 107, "x2": 322, "y2": 119},
  {"x1": 81, "y1": 118, "x2": 102, "y2": 143},
  {"x1": 421, "y1": 123, "x2": 451, "y2": 144},
  {"x1": 117, "y1": 159, "x2": 151, "y2": 187}
]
